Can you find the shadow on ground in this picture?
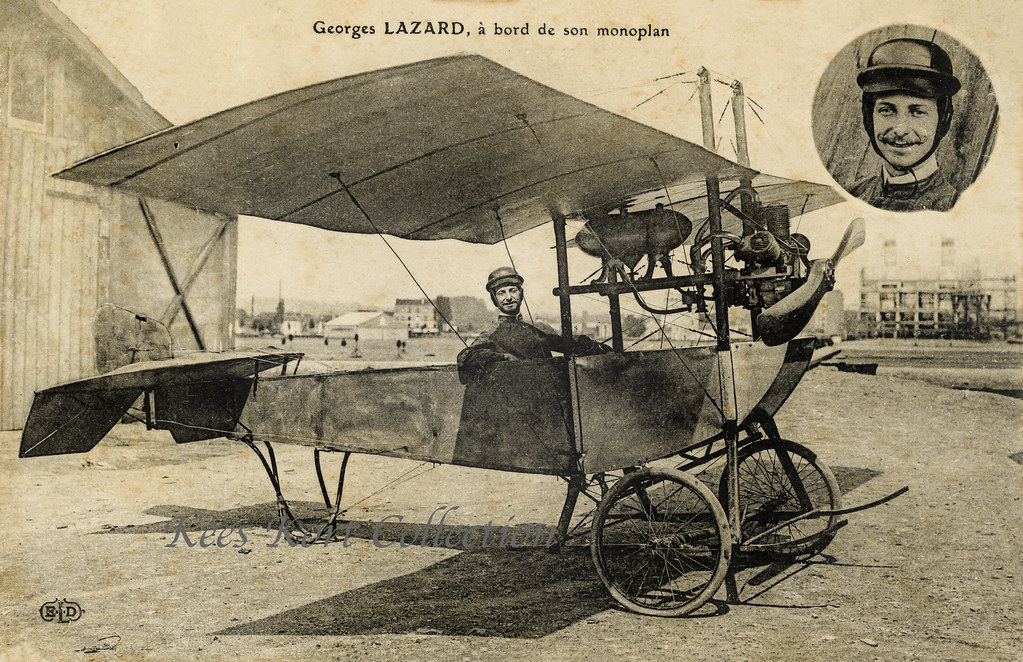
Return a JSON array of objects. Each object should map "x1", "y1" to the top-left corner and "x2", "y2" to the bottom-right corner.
[
  {"x1": 831, "y1": 465, "x2": 882, "y2": 493},
  {"x1": 91, "y1": 465, "x2": 886, "y2": 638},
  {"x1": 217, "y1": 547, "x2": 609, "y2": 638},
  {"x1": 89, "y1": 501, "x2": 318, "y2": 535}
]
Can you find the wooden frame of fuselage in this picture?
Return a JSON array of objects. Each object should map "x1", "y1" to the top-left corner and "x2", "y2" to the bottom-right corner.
[
  {"x1": 224, "y1": 173, "x2": 809, "y2": 549},
  {"x1": 546, "y1": 171, "x2": 749, "y2": 546}
]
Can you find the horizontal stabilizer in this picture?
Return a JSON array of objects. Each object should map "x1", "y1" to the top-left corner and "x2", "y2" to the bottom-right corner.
[
  {"x1": 18, "y1": 350, "x2": 302, "y2": 457},
  {"x1": 20, "y1": 388, "x2": 143, "y2": 457},
  {"x1": 37, "y1": 350, "x2": 302, "y2": 393}
]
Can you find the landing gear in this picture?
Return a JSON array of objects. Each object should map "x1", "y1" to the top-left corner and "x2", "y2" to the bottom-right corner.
[
  {"x1": 719, "y1": 439, "x2": 842, "y2": 556},
  {"x1": 591, "y1": 467, "x2": 731, "y2": 616}
]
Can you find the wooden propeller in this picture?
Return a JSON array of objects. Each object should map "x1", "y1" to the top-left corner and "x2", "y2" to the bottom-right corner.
[{"x1": 757, "y1": 217, "x2": 865, "y2": 346}]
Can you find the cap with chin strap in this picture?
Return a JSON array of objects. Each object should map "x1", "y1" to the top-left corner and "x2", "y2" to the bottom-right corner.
[
  {"x1": 486, "y1": 266, "x2": 524, "y2": 292},
  {"x1": 857, "y1": 38, "x2": 961, "y2": 171}
]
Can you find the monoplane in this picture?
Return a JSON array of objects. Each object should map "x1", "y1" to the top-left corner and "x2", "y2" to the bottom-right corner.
[{"x1": 20, "y1": 55, "x2": 903, "y2": 616}]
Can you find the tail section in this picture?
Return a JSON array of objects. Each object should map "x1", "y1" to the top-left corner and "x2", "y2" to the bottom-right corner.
[
  {"x1": 19, "y1": 350, "x2": 302, "y2": 458},
  {"x1": 19, "y1": 388, "x2": 144, "y2": 457}
]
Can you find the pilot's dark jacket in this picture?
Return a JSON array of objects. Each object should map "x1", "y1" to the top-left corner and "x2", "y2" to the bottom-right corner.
[
  {"x1": 456, "y1": 315, "x2": 607, "y2": 384},
  {"x1": 848, "y1": 168, "x2": 957, "y2": 212}
]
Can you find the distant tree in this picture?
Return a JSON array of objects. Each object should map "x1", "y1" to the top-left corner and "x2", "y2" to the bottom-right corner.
[
  {"x1": 253, "y1": 312, "x2": 279, "y2": 333},
  {"x1": 274, "y1": 299, "x2": 285, "y2": 327},
  {"x1": 448, "y1": 295, "x2": 493, "y2": 332},
  {"x1": 435, "y1": 295, "x2": 454, "y2": 330},
  {"x1": 236, "y1": 308, "x2": 251, "y2": 328}
]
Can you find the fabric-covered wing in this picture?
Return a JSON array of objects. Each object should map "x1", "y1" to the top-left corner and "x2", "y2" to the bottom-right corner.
[
  {"x1": 622, "y1": 174, "x2": 845, "y2": 240},
  {"x1": 54, "y1": 55, "x2": 840, "y2": 244}
]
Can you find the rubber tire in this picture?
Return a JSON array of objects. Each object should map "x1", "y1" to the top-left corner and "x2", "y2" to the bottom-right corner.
[
  {"x1": 720, "y1": 439, "x2": 842, "y2": 557},
  {"x1": 591, "y1": 467, "x2": 731, "y2": 617}
]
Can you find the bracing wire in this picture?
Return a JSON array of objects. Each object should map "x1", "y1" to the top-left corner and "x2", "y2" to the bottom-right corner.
[
  {"x1": 571, "y1": 71, "x2": 692, "y2": 100},
  {"x1": 717, "y1": 97, "x2": 732, "y2": 125},
  {"x1": 625, "y1": 291, "x2": 725, "y2": 417},
  {"x1": 746, "y1": 99, "x2": 765, "y2": 125},
  {"x1": 307, "y1": 182, "x2": 571, "y2": 468},
  {"x1": 632, "y1": 87, "x2": 668, "y2": 110},
  {"x1": 794, "y1": 193, "x2": 811, "y2": 235},
  {"x1": 330, "y1": 174, "x2": 468, "y2": 348},
  {"x1": 575, "y1": 292, "x2": 718, "y2": 344},
  {"x1": 340, "y1": 462, "x2": 439, "y2": 513},
  {"x1": 573, "y1": 221, "x2": 722, "y2": 415}
]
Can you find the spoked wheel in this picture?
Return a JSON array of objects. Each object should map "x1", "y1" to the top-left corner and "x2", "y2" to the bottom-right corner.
[
  {"x1": 591, "y1": 467, "x2": 731, "y2": 616},
  {"x1": 720, "y1": 439, "x2": 842, "y2": 556}
]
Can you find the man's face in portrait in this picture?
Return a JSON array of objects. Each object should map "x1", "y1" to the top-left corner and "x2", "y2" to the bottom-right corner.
[
  {"x1": 493, "y1": 284, "x2": 523, "y2": 316},
  {"x1": 872, "y1": 93, "x2": 940, "y2": 171}
]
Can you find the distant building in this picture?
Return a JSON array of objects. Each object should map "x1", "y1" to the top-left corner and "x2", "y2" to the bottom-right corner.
[
  {"x1": 280, "y1": 320, "x2": 305, "y2": 337},
  {"x1": 576, "y1": 320, "x2": 612, "y2": 341},
  {"x1": 858, "y1": 275, "x2": 1018, "y2": 339},
  {"x1": 852, "y1": 236, "x2": 1020, "y2": 340},
  {"x1": 394, "y1": 298, "x2": 439, "y2": 336},
  {"x1": 323, "y1": 311, "x2": 407, "y2": 341}
]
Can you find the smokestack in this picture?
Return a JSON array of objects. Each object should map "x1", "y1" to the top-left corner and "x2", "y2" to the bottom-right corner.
[{"x1": 884, "y1": 239, "x2": 897, "y2": 267}]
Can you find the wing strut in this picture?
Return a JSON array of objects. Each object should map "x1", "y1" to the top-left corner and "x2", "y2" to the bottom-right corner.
[{"x1": 698, "y1": 67, "x2": 742, "y2": 544}]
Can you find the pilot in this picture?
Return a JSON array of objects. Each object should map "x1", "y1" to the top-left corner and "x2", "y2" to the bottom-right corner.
[
  {"x1": 456, "y1": 267, "x2": 609, "y2": 384},
  {"x1": 848, "y1": 38, "x2": 962, "y2": 212}
]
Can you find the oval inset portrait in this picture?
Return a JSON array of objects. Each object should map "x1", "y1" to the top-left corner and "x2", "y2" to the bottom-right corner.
[{"x1": 813, "y1": 25, "x2": 997, "y2": 213}]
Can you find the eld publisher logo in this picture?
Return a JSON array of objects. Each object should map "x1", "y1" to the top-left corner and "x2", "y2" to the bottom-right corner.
[{"x1": 39, "y1": 599, "x2": 82, "y2": 623}]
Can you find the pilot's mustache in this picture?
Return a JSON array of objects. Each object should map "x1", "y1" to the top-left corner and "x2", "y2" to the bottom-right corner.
[{"x1": 878, "y1": 129, "x2": 925, "y2": 146}]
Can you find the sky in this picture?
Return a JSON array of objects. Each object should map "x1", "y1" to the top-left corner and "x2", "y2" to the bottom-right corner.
[{"x1": 53, "y1": 0, "x2": 1023, "y2": 318}]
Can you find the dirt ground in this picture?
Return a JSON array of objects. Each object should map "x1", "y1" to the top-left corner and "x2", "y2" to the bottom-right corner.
[{"x1": 2, "y1": 365, "x2": 1022, "y2": 661}]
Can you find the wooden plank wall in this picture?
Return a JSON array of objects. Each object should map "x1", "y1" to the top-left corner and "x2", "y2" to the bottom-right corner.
[
  {"x1": 0, "y1": 127, "x2": 99, "y2": 428},
  {"x1": 0, "y1": 7, "x2": 238, "y2": 429},
  {"x1": 813, "y1": 25, "x2": 998, "y2": 195}
]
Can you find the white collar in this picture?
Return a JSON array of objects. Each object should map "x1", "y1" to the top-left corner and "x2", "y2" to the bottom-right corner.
[{"x1": 883, "y1": 152, "x2": 939, "y2": 185}]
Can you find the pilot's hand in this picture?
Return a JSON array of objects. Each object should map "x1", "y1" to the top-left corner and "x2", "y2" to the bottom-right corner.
[{"x1": 500, "y1": 353, "x2": 518, "y2": 361}]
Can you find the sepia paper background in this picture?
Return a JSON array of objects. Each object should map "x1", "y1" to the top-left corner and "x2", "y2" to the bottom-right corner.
[{"x1": 5, "y1": 1, "x2": 1022, "y2": 660}]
